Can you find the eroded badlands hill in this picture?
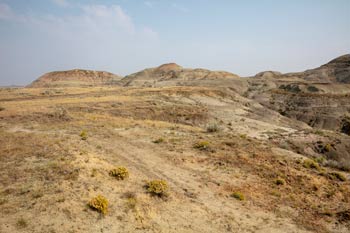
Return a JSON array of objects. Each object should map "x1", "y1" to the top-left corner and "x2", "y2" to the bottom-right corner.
[
  {"x1": 28, "y1": 69, "x2": 122, "y2": 88},
  {"x1": 118, "y1": 63, "x2": 248, "y2": 94}
]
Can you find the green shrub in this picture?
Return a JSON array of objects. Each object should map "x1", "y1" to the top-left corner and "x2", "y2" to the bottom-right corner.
[
  {"x1": 231, "y1": 191, "x2": 245, "y2": 201},
  {"x1": 109, "y1": 167, "x2": 129, "y2": 180},
  {"x1": 303, "y1": 159, "x2": 321, "y2": 170},
  {"x1": 146, "y1": 180, "x2": 169, "y2": 197},
  {"x1": 88, "y1": 195, "x2": 108, "y2": 215},
  {"x1": 80, "y1": 130, "x2": 88, "y2": 140},
  {"x1": 275, "y1": 178, "x2": 285, "y2": 186},
  {"x1": 193, "y1": 141, "x2": 210, "y2": 151}
]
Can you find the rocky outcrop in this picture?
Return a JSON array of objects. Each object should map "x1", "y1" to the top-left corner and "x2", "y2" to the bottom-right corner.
[{"x1": 246, "y1": 54, "x2": 350, "y2": 134}]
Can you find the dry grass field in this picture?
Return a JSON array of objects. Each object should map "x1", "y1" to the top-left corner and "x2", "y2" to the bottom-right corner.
[{"x1": 0, "y1": 86, "x2": 349, "y2": 233}]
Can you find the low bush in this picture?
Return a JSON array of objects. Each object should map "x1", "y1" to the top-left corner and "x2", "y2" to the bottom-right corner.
[
  {"x1": 88, "y1": 195, "x2": 108, "y2": 215},
  {"x1": 327, "y1": 172, "x2": 347, "y2": 182},
  {"x1": 323, "y1": 143, "x2": 332, "y2": 153},
  {"x1": 275, "y1": 178, "x2": 285, "y2": 186},
  {"x1": 303, "y1": 159, "x2": 321, "y2": 171},
  {"x1": 16, "y1": 218, "x2": 28, "y2": 229},
  {"x1": 153, "y1": 138, "x2": 165, "y2": 144},
  {"x1": 206, "y1": 123, "x2": 220, "y2": 133},
  {"x1": 80, "y1": 130, "x2": 88, "y2": 140},
  {"x1": 109, "y1": 166, "x2": 129, "y2": 180},
  {"x1": 146, "y1": 180, "x2": 169, "y2": 197},
  {"x1": 193, "y1": 141, "x2": 210, "y2": 151},
  {"x1": 231, "y1": 191, "x2": 245, "y2": 201},
  {"x1": 0, "y1": 106, "x2": 4, "y2": 112}
]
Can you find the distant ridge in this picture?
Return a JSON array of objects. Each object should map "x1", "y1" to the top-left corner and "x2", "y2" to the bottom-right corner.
[{"x1": 28, "y1": 54, "x2": 350, "y2": 88}]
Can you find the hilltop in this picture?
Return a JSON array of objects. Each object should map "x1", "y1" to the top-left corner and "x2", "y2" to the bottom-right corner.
[{"x1": 28, "y1": 69, "x2": 122, "y2": 88}]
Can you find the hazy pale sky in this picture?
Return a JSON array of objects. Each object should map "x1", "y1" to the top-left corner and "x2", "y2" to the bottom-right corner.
[{"x1": 0, "y1": 0, "x2": 349, "y2": 85}]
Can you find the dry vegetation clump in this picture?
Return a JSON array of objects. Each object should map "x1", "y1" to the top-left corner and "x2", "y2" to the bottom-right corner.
[
  {"x1": 146, "y1": 180, "x2": 169, "y2": 197},
  {"x1": 231, "y1": 191, "x2": 245, "y2": 201},
  {"x1": 322, "y1": 143, "x2": 333, "y2": 153},
  {"x1": 193, "y1": 141, "x2": 210, "y2": 151},
  {"x1": 0, "y1": 106, "x2": 5, "y2": 111},
  {"x1": 326, "y1": 172, "x2": 347, "y2": 182},
  {"x1": 109, "y1": 166, "x2": 129, "y2": 180},
  {"x1": 16, "y1": 218, "x2": 28, "y2": 229},
  {"x1": 153, "y1": 138, "x2": 165, "y2": 144},
  {"x1": 326, "y1": 159, "x2": 350, "y2": 172},
  {"x1": 80, "y1": 130, "x2": 88, "y2": 140},
  {"x1": 206, "y1": 123, "x2": 220, "y2": 133},
  {"x1": 47, "y1": 108, "x2": 71, "y2": 121},
  {"x1": 275, "y1": 178, "x2": 285, "y2": 185},
  {"x1": 88, "y1": 195, "x2": 109, "y2": 215},
  {"x1": 122, "y1": 192, "x2": 137, "y2": 211},
  {"x1": 303, "y1": 159, "x2": 321, "y2": 170}
]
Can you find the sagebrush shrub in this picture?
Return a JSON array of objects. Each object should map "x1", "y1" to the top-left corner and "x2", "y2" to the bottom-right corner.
[
  {"x1": 303, "y1": 159, "x2": 320, "y2": 171},
  {"x1": 231, "y1": 191, "x2": 245, "y2": 201},
  {"x1": 109, "y1": 167, "x2": 129, "y2": 180},
  {"x1": 153, "y1": 138, "x2": 165, "y2": 144},
  {"x1": 193, "y1": 141, "x2": 210, "y2": 150},
  {"x1": 146, "y1": 180, "x2": 168, "y2": 196},
  {"x1": 80, "y1": 130, "x2": 88, "y2": 140},
  {"x1": 88, "y1": 195, "x2": 108, "y2": 215},
  {"x1": 206, "y1": 123, "x2": 220, "y2": 133},
  {"x1": 275, "y1": 178, "x2": 285, "y2": 185}
]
